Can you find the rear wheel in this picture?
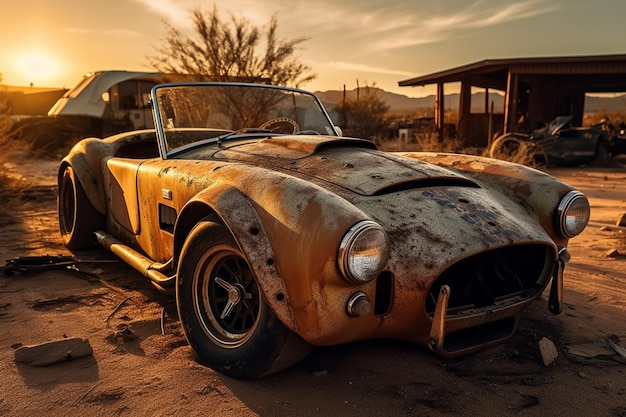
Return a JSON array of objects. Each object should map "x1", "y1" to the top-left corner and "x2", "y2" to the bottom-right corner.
[
  {"x1": 58, "y1": 165, "x2": 105, "y2": 250},
  {"x1": 176, "y1": 221, "x2": 311, "y2": 379},
  {"x1": 490, "y1": 136, "x2": 523, "y2": 159},
  {"x1": 489, "y1": 135, "x2": 540, "y2": 165}
]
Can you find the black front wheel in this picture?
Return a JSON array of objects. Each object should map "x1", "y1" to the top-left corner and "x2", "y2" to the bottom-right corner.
[
  {"x1": 176, "y1": 221, "x2": 311, "y2": 379},
  {"x1": 58, "y1": 165, "x2": 105, "y2": 250}
]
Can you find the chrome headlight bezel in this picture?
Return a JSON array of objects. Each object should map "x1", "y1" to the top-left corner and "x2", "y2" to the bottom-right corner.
[
  {"x1": 556, "y1": 190, "x2": 590, "y2": 238},
  {"x1": 338, "y1": 220, "x2": 390, "y2": 284}
]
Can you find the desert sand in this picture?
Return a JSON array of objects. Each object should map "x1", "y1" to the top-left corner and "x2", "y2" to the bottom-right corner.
[{"x1": 0, "y1": 157, "x2": 625, "y2": 416}]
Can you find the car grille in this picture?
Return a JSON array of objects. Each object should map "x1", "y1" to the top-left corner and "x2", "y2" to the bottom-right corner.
[{"x1": 425, "y1": 244, "x2": 555, "y2": 315}]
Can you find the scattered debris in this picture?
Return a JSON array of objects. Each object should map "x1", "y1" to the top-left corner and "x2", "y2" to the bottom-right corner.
[
  {"x1": 106, "y1": 324, "x2": 137, "y2": 344},
  {"x1": 161, "y1": 307, "x2": 167, "y2": 335},
  {"x1": 2, "y1": 255, "x2": 118, "y2": 276},
  {"x1": 567, "y1": 342, "x2": 616, "y2": 359},
  {"x1": 2, "y1": 255, "x2": 77, "y2": 275},
  {"x1": 603, "y1": 248, "x2": 621, "y2": 258},
  {"x1": 14, "y1": 337, "x2": 93, "y2": 366},
  {"x1": 536, "y1": 337, "x2": 558, "y2": 366},
  {"x1": 608, "y1": 338, "x2": 626, "y2": 360},
  {"x1": 114, "y1": 324, "x2": 137, "y2": 341},
  {"x1": 74, "y1": 383, "x2": 99, "y2": 405},
  {"x1": 566, "y1": 336, "x2": 626, "y2": 364},
  {"x1": 106, "y1": 297, "x2": 131, "y2": 324}
]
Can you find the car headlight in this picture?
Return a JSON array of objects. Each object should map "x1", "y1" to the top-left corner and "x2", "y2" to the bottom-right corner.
[
  {"x1": 556, "y1": 190, "x2": 590, "y2": 238},
  {"x1": 338, "y1": 220, "x2": 390, "y2": 284}
]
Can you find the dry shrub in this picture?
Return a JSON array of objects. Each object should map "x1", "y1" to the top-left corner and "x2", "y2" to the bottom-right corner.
[
  {"x1": 0, "y1": 88, "x2": 14, "y2": 186},
  {"x1": 486, "y1": 138, "x2": 545, "y2": 167},
  {"x1": 0, "y1": 86, "x2": 32, "y2": 210},
  {"x1": 377, "y1": 132, "x2": 466, "y2": 153},
  {"x1": 583, "y1": 110, "x2": 626, "y2": 127}
]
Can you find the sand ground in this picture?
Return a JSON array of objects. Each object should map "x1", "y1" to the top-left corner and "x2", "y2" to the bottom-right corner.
[{"x1": 0, "y1": 157, "x2": 625, "y2": 417}]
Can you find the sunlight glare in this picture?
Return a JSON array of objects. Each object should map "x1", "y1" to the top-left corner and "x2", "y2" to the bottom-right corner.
[{"x1": 15, "y1": 52, "x2": 58, "y2": 85}]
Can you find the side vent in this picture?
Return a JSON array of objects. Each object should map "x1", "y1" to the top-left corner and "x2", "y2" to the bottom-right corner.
[
  {"x1": 159, "y1": 203, "x2": 177, "y2": 233},
  {"x1": 374, "y1": 271, "x2": 394, "y2": 316}
]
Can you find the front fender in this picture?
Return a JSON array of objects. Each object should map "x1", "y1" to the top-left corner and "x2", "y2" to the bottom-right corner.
[
  {"x1": 59, "y1": 137, "x2": 114, "y2": 215},
  {"x1": 174, "y1": 172, "x2": 371, "y2": 344},
  {"x1": 174, "y1": 184, "x2": 301, "y2": 333},
  {"x1": 396, "y1": 152, "x2": 575, "y2": 246}
]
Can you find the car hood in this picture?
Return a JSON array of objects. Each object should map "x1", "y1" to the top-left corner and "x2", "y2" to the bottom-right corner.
[{"x1": 212, "y1": 136, "x2": 478, "y2": 196}]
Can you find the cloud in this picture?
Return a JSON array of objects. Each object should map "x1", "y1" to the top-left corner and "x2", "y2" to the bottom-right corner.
[
  {"x1": 367, "y1": 0, "x2": 561, "y2": 52},
  {"x1": 63, "y1": 27, "x2": 142, "y2": 38},
  {"x1": 326, "y1": 62, "x2": 415, "y2": 77},
  {"x1": 128, "y1": 0, "x2": 561, "y2": 57},
  {"x1": 466, "y1": 1, "x2": 560, "y2": 28},
  {"x1": 131, "y1": 0, "x2": 277, "y2": 28},
  {"x1": 131, "y1": 0, "x2": 195, "y2": 27}
]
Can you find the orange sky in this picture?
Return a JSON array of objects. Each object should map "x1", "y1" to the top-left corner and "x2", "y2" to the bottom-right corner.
[{"x1": 1, "y1": 0, "x2": 625, "y2": 96}]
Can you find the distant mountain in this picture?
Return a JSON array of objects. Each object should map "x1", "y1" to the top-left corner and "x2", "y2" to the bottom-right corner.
[
  {"x1": 315, "y1": 87, "x2": 626, "y2": 114},
  {"x1": 584, "y1": 94, "x2": 626, "y2": 112},
  {"x1": 315, "y1": 87, "x2": 504, "y2": 113}
]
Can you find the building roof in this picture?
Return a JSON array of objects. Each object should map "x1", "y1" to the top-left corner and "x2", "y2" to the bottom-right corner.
[{"x1": 398, "y1": 53, "x2": 626, "y2": 92}]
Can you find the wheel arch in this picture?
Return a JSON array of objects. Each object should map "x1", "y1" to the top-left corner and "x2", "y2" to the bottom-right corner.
[
  {"x1": 173, "y1": 185, "x2": 299, "y2": 333},
  {"x1": 58, "y1": 138, "x2": 114, "y2": 215},
  {"x1": 397, "y1": 151, "x2": 575, "y2": 246}
]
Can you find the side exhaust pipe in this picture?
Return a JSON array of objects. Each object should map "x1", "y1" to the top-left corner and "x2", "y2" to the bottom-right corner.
[{"x1": 93, "y1": 230, "x2": 175, "y2": 293}]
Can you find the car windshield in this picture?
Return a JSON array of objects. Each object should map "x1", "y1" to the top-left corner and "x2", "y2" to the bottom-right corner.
[
  {"x1": 547, "y1": 116, "x2": 573, "y2": 136},
  {"x1": 151, "y1": 83, "x2": 338, "y2": 158}
]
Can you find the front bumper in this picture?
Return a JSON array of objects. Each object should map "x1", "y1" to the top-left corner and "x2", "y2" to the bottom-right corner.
[{"x1": 428, "y1": 248, "x2": 568, "y2": 357}]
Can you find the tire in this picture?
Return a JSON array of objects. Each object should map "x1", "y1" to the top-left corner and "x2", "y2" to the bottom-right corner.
[
  {"x1": 176, "y1": 221, "x2": 311, "y2": 379},
  {"x1": 489, "y1": 135, "x2": 538, "y2": 165},
  {"x1": 593, "y1": 140, "x2": 609, "y2": 165},
  {"x1": 489, "y1": 136, "x2": 523, "y2": 159},
  {"x1": 58, "y1": 165, "x2": 105, "y2": 250}
]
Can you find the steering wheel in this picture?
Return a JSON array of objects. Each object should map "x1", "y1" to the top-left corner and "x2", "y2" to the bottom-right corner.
[{"x1": 259, "y1": 117, "x2": 300, "y2": 134}]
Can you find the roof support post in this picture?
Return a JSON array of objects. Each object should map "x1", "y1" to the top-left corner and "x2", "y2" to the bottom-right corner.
[
  {"x1": 435, "y1": 82, "x2": 444, "y2": 141},
  {"x1": 458, "y1": 81, "x2": 471, "y2": 143},
  {"x1": 504, "y1": 72, "x2": 519, "y2": 134}
]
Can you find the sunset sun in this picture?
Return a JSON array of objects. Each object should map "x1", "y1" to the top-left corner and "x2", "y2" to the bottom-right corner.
[{"x1": 15, "y1": 52, "x2": 59, "y2": 85}]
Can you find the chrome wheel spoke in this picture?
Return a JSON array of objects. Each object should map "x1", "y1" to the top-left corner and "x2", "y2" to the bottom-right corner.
[
  {"x1": 215, "y1": 276, "x2": 234, "y2": 291},
  {"x1": 220, "y1": 299, "x2": 236, "y2": 319}
]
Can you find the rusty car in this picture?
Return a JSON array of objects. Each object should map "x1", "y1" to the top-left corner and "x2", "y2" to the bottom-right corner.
[
  {"x1": 488, "y1": 115, "x2": 611, "y2": 165},
  {"x1": 58, "y1": 82, "x2": 590, "y2": 379}
]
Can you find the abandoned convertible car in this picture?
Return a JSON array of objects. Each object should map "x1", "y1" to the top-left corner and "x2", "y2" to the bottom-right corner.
[
  {"x1": 58, "y1": 82, "x2": 590, "y2": 379},
  {"x1": 489, "y1": 116, "x2": 610, "y2": 165}
]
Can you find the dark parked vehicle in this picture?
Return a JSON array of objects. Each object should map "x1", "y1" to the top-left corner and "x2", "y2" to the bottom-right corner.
[
  {"x1": 58, "y1": 82, "x2": 590, "y2": 379},
  {"x1": 489, "y1": 116, "x2": 611, "y2": 165}
]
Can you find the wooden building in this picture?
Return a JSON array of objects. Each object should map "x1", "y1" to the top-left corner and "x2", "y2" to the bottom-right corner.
[{"x1": 398, "y1": 54, "x2": 626, "y2": 147}]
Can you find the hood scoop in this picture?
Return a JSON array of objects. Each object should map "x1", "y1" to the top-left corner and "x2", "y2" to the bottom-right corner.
[
  {"x1": 369, "y1": 177, "x2": 479, "y2": 196},
  {"x1": 214, "y1": 136, "x2": 377, "y2": 160}
]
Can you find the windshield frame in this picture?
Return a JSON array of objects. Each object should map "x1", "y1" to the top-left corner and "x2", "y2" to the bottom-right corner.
[{"x1": 150, "y1": 82, "x2": 339, "y2": 159}]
